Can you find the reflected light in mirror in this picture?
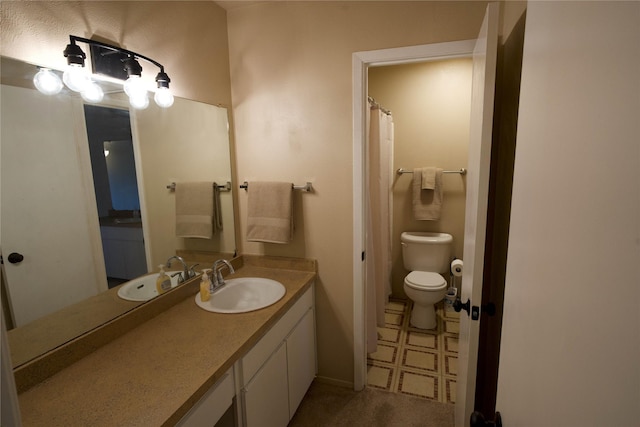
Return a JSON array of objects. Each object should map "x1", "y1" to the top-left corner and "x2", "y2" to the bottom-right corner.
[
  {"x1": 81, "y1": 80, "x2": 104, "y2": 103},
  {"x1": 32, "y1": 68, "x2": 62, "y2": 95}
]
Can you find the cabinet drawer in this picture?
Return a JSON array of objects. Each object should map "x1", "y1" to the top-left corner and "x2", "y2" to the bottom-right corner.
[
  {"x1": 176, "y1": 368, "x2": 235, "y2": 427},
  {"x1": 241, "y1": 286, "x2": 313, "y2": 384}
]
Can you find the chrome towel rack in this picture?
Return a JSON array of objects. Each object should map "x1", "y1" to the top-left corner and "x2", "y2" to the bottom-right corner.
[
  {"x1": 167, "y1": 181, "x2": 232, "y2": 191},
  {"x1": 240, "y1": 182, "x2": 313, "y2": 192},
  {"x1": 397, "y1": 168, "x2": 467, "y2": 175}
]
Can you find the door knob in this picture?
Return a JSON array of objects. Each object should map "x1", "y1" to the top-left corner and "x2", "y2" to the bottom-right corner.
[
  {"x1": 453, "y1": 297, "x2": 470, "y2": 315},
  {"x1": 470, "y1": 411, "x2": 502, "y2": 427},
  {"x1": 7, "y1": 252, "x2": 24, "y2": 264}
]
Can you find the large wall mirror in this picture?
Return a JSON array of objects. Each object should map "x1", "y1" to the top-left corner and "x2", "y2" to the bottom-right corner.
[{"x1": 0, "y1": 56, "x2": 237, "y2": 369}]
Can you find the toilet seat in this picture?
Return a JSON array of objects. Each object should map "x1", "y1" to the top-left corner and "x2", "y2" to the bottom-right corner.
[{"x1": 404, "y1": 271, "x2": 447, "y2": 291}]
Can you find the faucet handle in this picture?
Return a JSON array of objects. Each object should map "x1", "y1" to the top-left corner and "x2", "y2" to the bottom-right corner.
[
  {"x1": 171, "y1": 271, "x2": 185, "y2": 284},
  {"x1": 188, "y1": 263, "x2": 199, "y2": 279},
  {"x1": 215, "y1": 269, "x2": 224, "y2": 285}
]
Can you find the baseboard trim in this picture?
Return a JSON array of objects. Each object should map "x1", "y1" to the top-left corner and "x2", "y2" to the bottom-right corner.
[{"x1": 314, "y1": 375, "x2": 354, "y2": 390}]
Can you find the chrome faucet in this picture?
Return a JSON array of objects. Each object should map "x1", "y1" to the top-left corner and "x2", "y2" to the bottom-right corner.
[
  {"x1": 211, "y1": 259, "x2": 235, "y2": 290},
  {"x1": 166, "y1": 255, "x2": 198, "y2": 283}
]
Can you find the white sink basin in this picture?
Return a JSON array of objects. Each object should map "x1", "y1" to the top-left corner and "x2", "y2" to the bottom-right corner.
[
  {"x1": 117, "y1": 271, "x2": 182, "y2": 302},
  {"x1": 195, "y1": 277, "x2": 286, "y2": 313}
]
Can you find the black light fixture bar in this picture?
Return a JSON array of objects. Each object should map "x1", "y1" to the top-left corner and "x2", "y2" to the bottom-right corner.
[
  {"x1": 67, "y1": 35, "x2": 167, "y2": 74},
  {"x1": 62, "y1": 35, "x2": 174, "y2": 108}
]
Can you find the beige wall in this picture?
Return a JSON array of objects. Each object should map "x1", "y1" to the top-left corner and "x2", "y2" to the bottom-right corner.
[
  {"x1": 369, "y1": 58, "x2": 472, "y2": 297},
  {"x1": 226, "y1": 1, "x2": 488, "y2": 385}
]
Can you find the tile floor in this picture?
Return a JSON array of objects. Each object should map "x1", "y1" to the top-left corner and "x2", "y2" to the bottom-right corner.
[{"x1": 366, "y1": 298, "x2": 459, "y2": 405}]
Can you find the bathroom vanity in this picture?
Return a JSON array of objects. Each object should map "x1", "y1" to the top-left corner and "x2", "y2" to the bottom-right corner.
[
  {"x1": 15, "y1": 256, "x2": 317, "y2": 426},
  {"x1": 179, "y1": 283, "x2": 315, "y2": 427}
]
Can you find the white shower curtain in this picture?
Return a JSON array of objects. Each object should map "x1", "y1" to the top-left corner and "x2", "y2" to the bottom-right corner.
[{"x1": 365, "y1": 99, "x2": 394, "y2": 354}]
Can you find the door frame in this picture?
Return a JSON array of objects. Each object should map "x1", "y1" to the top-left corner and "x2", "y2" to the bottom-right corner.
[{"x1": 352, "y1": 39, "x2": 477, "y2": 391}]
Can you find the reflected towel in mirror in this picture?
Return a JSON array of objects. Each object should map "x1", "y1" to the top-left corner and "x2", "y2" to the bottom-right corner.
[{"x1": 175, "y1": 182, "x2": 216, "y2": 238}]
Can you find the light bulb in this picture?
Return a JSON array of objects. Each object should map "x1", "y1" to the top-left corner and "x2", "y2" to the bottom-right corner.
[
  {"x1": 129, "y1": 92, "x2": 149, "y2": 110},
  {"x1": 123, "y1": 75, "x2": 146, "y2": 98},
  {"x1": 154, "y1": 87, "x2": 174, "y2": 108},
  {"x1": 81, "y1": 81, "x2": 104, "y2": 103},
  {"x1": 33, "y1": 68, "x2": 63, "y2": 95},
  {"x1": 62, "y1": 64, "x2": 90, "y2": 92}
]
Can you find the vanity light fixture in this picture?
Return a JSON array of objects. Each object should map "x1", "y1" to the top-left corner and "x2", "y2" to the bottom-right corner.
[{"x1": 52, "y1": 35, "x2": 174, "y2": 109}]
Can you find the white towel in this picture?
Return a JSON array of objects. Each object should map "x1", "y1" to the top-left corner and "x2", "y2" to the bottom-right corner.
[
  {"x1": 412, "y1": 168, "x2": 443, "y2": 220},
  {"x1": 246, "y1": 182, "x2": 293, "y2": 244},
  {"x1": 175, "y1": 182, "x2": 215, "y2": 239}
]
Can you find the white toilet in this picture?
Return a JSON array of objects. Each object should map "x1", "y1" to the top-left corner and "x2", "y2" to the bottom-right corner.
[{"x1": 401, "y1": 231, "x2": 453, "y2": 329}]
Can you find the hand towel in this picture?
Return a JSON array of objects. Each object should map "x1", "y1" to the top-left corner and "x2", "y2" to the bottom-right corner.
[
  {"x1": 175, "y1": 182, "x2": 215, "y2": 239},
  {"x1": 421, "y1": 167, "x2": 437, "y2": 190},
  {"x1": 246, "y1": 181, "x2": 293, "y2": 244},
  {"x1": 412, "y1": 168, "x2": 443, "y2": 220}
]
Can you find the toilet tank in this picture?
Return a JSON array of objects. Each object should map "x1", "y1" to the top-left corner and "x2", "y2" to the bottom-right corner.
[{"x1": 401, "y1": 232, "x2": 453, "y2": 273}]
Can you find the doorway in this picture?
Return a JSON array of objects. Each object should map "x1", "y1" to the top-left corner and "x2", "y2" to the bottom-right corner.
[
  {"x1": 352, "y1": 39, "x2": 477, "y2": 391},
  {"x1": 84, "y1": 105, "x2": 148, "y2": 286},
  {"x1": 354, "y1": 6, "x2": 501, "y2": 425},
  {"x1": 365, "y1": 57, "x2": 473, "y2": 402}
]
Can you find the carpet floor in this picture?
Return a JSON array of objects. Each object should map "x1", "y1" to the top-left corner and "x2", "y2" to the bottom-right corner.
[{"x1": 288, "y1": 381, "x2": 454, "y2": 427}]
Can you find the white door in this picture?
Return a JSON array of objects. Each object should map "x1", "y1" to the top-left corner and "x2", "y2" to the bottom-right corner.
[
  {"x1": 455, "y1": 3, "x2": 499, "y2": 426},
  {"x1": 496, "y1": 2, "x2": 640, "y2": 425},
  {"x1": 1, "y1": 85, "x2": 106, "y2": 327}
]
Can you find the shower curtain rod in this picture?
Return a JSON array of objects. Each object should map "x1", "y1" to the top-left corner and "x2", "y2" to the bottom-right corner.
[{"x1": 367, "y1": 96, "x2": 391, "y2": 115}]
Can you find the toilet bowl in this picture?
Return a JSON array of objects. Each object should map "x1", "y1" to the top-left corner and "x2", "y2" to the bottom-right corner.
[
  {"x1": 401, "y1": 232, "x2": 452, "y2": 329},
  {"x1": 404, "y1": 271, "x2": 448, "y2": 329}
]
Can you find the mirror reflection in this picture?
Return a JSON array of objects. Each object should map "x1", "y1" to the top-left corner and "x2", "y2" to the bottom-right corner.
[
  {"x1": 86, "y1": 105, "x2": 147, "y2": 284},
  {"x1": 0, "y1": 56, "x2": 236, "y2": 368}
]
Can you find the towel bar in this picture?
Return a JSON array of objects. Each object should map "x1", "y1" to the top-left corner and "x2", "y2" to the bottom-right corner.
[
  {"x1": 240, "y1": 182, "x2": 313, "y2": 192},
  {"x1": 397, "y1": 168, "x2": 467, "y2": 175},
  {"x1": 167, "y1": 181, "x2": 232, "y2": 191}
]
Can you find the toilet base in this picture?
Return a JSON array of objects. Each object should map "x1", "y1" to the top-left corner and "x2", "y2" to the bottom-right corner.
[{"x1": 410, "y1": 303, "x2": 437, "y2": 329}]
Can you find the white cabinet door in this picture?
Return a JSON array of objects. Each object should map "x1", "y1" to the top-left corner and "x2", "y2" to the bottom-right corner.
[
  {"x1": 243, "y1": 343, "x2": 289, "y2": 427},
  {"x1": 286, "y1": 308, "x2": 316, "y2": 419}
]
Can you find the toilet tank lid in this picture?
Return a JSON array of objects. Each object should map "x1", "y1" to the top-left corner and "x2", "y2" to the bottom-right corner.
[{"x1": 401, "y1": 232, "x2": 453, "y2": 244}]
